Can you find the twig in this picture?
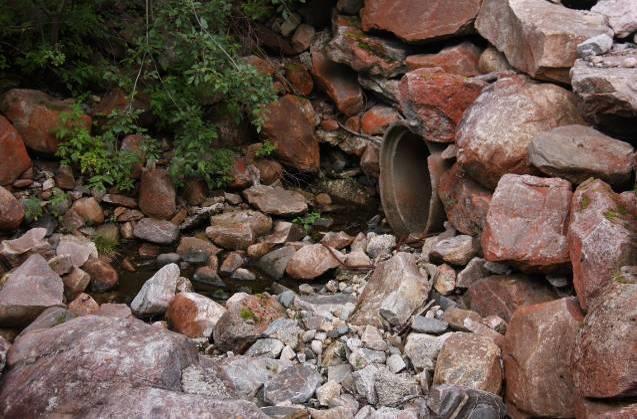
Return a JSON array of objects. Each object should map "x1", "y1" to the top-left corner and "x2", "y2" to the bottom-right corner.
[{"x1": 336, "y1": 121, "x2": 383, "y2": 147}]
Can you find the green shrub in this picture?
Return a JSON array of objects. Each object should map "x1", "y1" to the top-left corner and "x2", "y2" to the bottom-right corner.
[
  {"x1": 22, "y1": 197, "x2": 44, "y2": 223},
  {"x1": 293, "y1": 211, "x2": 321, "y2": 233}
]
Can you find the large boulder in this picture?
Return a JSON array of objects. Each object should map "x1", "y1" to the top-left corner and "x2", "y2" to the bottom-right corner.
[
  {"x1": 327, "y1": 15, "x2": 408, "y2": 78},
  {"x1": 262, "y1": 95, "x2": 320, "y2": 172},
  {"x1": 437, "y1": 163, "x2": 492, "y2": 236},
  {"x1": 528, "y1": 125, "x2": 634, "y2": 187},
  {"x1": 138, "y1": 168, "x2": 176, "y2": 220},
  {"x1": 405, "y1": 42, "x2": 482, "y2": 77},
  {"x1": 433, "y1": 332, "x2": 503, "y2": 394},
  {"x1": 456, "y1": 75, "x2": 584, "y2": 190},
  {"x1": 427, "y1": 385, "x2": 507, "y2": 418},
  {"x1": 0, "y1": 116, "x2": 31, "y2": 185},
  {"x1": 0, "y1": 254, "x2": 64, "y2": 327},
  {"x1": 0, "y1": 186, "x2": 24, "y2": 231},
  {"x1": 0, "y1": 89, "x2": 91, "y2": 154},
  {"x1": 475, "y1": 0, "x2": 612, "y2": 83},
  {"x1": 570, "y1": 50, "x2": 637, "y2": 137},
  {"x1": 350, "y1": 253, "x2": 430, "y2": 329},
  {"x1": 361, "y1": 0, "x2": 482, "y2": 43},
  {"x1": 399, "y1": 68, "x2": 484, "y2": 143},
  {"x1": 567, "y1": 179, "x2": 636, "y2": 310},
  {"x1": 167, "y1": 292, "x2": 226, "y2": 338},
  {"x1": 285, "y1": 244, "x2": 343, "y2": 281},
  {"x1": 592, "y1": 0, "x2": 637, "y2": 38},
  {"x1": 571, "y1": 281, "x2": 637, "y2": 399},
  {"x1": 130, "y1": 264, "x2": 179, "y2": 317},
  {"x1": 468, "y1": 275, "x2": 557, "y2": 322},
  {"x1": 504, "y1": 298, "x2": 584, "y2": 418},
  {"x1": 481, "y1": 174, "x2": 572, "y2": 272}
]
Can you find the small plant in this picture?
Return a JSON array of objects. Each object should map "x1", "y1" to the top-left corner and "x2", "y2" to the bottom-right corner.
[
  {"x1": 293, "y1": 211, "x2": 322, "y2": 233},
  {"x1": 23, "y1": 197, "x2": 44, "y2": 222},
  {"x1": 240, "y1": 307, "x2": 257, "y2": 322},
  {"x1": 94, "y1": 234, "x2": 119, "y2": 259},
  {"x1": 255, "y1": 140, "x2": 277, "y2": 158},
  {"x1": 48, "y1": 188, "x2": 70, "y2": 218}
]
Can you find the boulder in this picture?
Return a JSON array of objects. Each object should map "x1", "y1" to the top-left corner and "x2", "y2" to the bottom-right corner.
[
  {"x1": 131, "y1": 264, "x2": 179, "y2": 317},
  {"x1": 567, "y1": 179, "x2": 636, "y2": 310},
  {"x1": 456, "y1": 75, "x2": 584, "y2": 189},
  {"x1": 84, "y1": 258, "x2": 119, "y2": 292},
  {"x1": 262, "y1": 95, "x2": 320, "y2": 172},
  {"x1": 213, "y1": 293, "x2": 285, "y2": 353},
  {"x1": 399, "y1": 68, "x2": 484, "y2": 143},
  {"x1": 475, "y1": 0, "x2": 612, "y2": 83},
  {"x1": 427, "y1": 385, "x2": 507, "y2": 419},
  {"x1": 257, "y1": 246, "x2": 297, "y2": 280},
  {"x1": 56, "y1": 234, "x2": 98, "y2": 267},
  {"x1": 0, "y1": 315, "x2": 204, "y2": 417},
  {"x1": 406, "y1": 42, "x2": 482, "y2": 76},
  {"x1": 0, "y1": 89, "x2": 91, "y2": 154},
  {"x1": 285, "y1": 244, "x2": 343, "y2": 281},
  {"x1": 219, "y1": 355, "x2": 292, "y2": 399},
  {"x1": 571, "y1": 281, "x2": 637, "y2": 399},
  {"x1": 327, "y1": 15, "x2": 408, "y2": 78},
  {"x1": 284, "y1": 62, "x2": 314, "y2": 96},
  {"x1": 575, "y1": 397, "x2": 637, "y2": 419},
  {"x1": 0, "y1": 254, "x2": 64, "y2": 327},
  {"x1": 481, "y1": 174, "x2": 572, "y2": 272},
  {"x1": 570, "y1": 51, "x2": 637, "y2": 137},
  {"x1": 468, "y1": 275, "x2": 557, "y2": 322},
  {"x1": 311, "y1": 46, "x2": 364, "y2": 116},
  {"x1": 133, "y1": 218, "x2": 180, "y2": 244},
  {"x1": 211, "y1": 210, "x2": 272, "y2": 237},
  {"x1": 361, "y1": 0, "x2": 482, "y2": 43},
  {"x1": 167, "y1": 292, "x2": 226, "y2": 338},
  {"x1": 0, "y1": 116, "x2": 31, "y2": 185},
  {"x1": 374, "y1": 368, "x2": 421, "y2": 407},
  {"x1": 504, "y1": 298, "x2": 584, "y2": 417},
  {"x1": 138, "y1": 168, "x2": 176, "y2": 220},
  {"x1": 351, "y1": 253, "x2": 430, "y2": 329},
  {"x1": 243, "y1": 185, "x2": 308, "y2": 216},
  {"x1": 263, "y1": 365, "x2": 322, "y2": 405},
  {"x1": 0, "y1": 228, "x2": 51, "y2": 267},
  {"x1": 404, "y1": 332, "x2": 453, "y2": 372},
  {"x1": 437, "y1": 163, "x2": 492, "y2": 236},
  {"x1": 529, "y1": 125, "x2": 634, "y2": 187},
  {"x1": 592, "y1": 0, "x2": 637, "y2": 38},
  {"x1": 0, "y1": 186, "x2": 24, "y2": 231},
  {"x1": 433, "y1": 332, "x2": 503, "y2": 394}
]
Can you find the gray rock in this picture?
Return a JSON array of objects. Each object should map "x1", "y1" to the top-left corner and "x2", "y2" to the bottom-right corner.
[
  {"x1": 366, "y1": 234, "x2": 396, "y2": 259},
  {"x1": 278, "y1": 290, "x2": 296, "y2": 308},
  {"x1": 430, "y1": 235, "x2": 479, "y2": 266},
  {"x1": 427, "y1": 384, "x2": 507, "y2": 419},
  {"x1": 577, "y1": 34, "x2": 613, "y2": 58},
  {"x1": 157, "y1": 252, "x2": 181, "y2": 266},
  {"x1": 361, "y1": 325, "x2": 387, "y2": 351},
  {"x1": 262, "y1": 318, "x2": 302, "y2": 348},
  {"x1": 0, "y1": 228, "x2": 51, "y2": 267},
  {"x1": 134, "y1": 218, "x2": 180, "y2": 244},
  {"x1": 456, "y1": 257, "x2": 489, "y2": 289},
  {"x1": 219, "y1": 356, "x2": 291, "y2": 399},
  {"x1": 592, "y1": 0, "x2": 637, "y2": 38},
  {"x1": 349, "y1": 348, "x2": 387, "y2": 370},
  {"x1": 56, "y1": 234, "x2": 97, "y2": 267},
  {"x1": 351, "y1": 364, "x2": 383, "y2": 405},
  {"x1": 245, "y1": 338, "x2": 284, "y2": 358},
  {"x1": 263, "y1": 364, "x2": 322, "y2": 405},
  {"x1": 0, "y1": 254, "x2": 64, "y2": 327},
  {"x1": 232, "y1": 268, "x2": 256, "y2": 281},
  {"x1": 386, "y1": 354, "x2": 407, "y2": 374},
  {"x1": 404, "y1": 333, "x2": 453, "y2": 372},
  {"x1": 131, "y1": 263, "x2": 179, "y2": 317},
  {"x1": 180, "y1": 363, "x2": 235, "y2": 399},
  {"x1": 374, "y1": 369, "x2": 421, "y2": 407},
  {"x1": 411, "y1": 316, "x2": 449, "y2": 334},
  {"x1": 0, "y1": 335, "x2": 10, "y2": 375}
]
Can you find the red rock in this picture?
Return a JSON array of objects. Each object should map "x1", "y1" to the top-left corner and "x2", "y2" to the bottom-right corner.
[
  {"x1": 399, "y1": 68, "x2": 484, "y2": 143},
  {"x1": 434, "y1": 332, "x2": 502, "y2": 394},
  {"x1": 360, "y1": 106, "x2": 400, "y2": 136},
  {"x1": 285, "y1": 63, "x2": 314, "y2": 96},
  {"x1": 456, "y1": 75, "x2": 584, "y2": 189},
  {"x1": 0, "y1": 116, "x2": 31, "y2": 185},
  {"x1": 0, "y1": 186, "x2": 24, "y2": 231},
  {"x1": 468, "y1": 275, "x2": 557, "y2": 322},
  {"x1": 0, "y1": 89, "x2": 91, "y2": 154},
  {"x1": 206, "y1": 224, "x2": 254, "y2": 251},
  {"x1": 285, "y1": 244, "x2": 343, "y2": 281},
  {"x1": 504, "y1": 298, "x2": 584, "y2": 418},
  {"x1": 405, "y1": 42, "x2": 482, "y2": 76},
  {"x1": 262, "y1": 95, "x2": 320, "y2": 172},
  {"x1": 84, "y1": 258, "x2": 119, "y2": 292},
  {"x1": 482, "y1": 174, "x2": 572, "y2": 272},
  {"x1": 167, "y1": 292, "x2": 226, "y2": 338},
  {"x1": 311, "y1": 48, "x2": 364, "y2": 116},
  {"x1": 575, "y1": 398, "x2": 637, "y2": 419},
  {"x1": 62, "y1": 267, "x2": 91, "y2": 301},
  {"x1": 211, "y1": 210, "x2": 273, "y2": 237},
  {"x1": 139, "y1": 168, "x2": 176, "y2": 220},
  {"x1": 254, "y1": 159, "x2": 283, "y2": 185},
  {"x1": 291, "y1": 24, "x2": 315, "y2": 53},
  {"x1": 437, "y1": 163, "x2": 491, "y2": 236},
  {"x1": 360, "y1": 145, "x2": 380, "y2": 178},
  {"x1": 243, "y1": 55, "x2": 275, "y2": 76},
  {"x1": 229, "y1": 157, "x2": 252, "y2": 190},
  {"x1": 571, "y1": 282, "x2": 637, "y2": 399},
  {"x1": 70, "y1": 197, "x2": 104, "y2": 225},
  {"x1": 243, "y1": 184, "x2": 308, "y2": 216},
  {"x1": 361, "y1": 0, "x2": 481, "y2": 43},
  {"x1": 567, "y1": 179, "x2": 637, "y2": 310},
  {"x1": 183, "y1": 179, "x2": 207, "y2": 206},
  {"x1": 91, "y1": 88, "x2": 149, "y2": 118},
  {"x1": 68, "y1": 293, "x2": 99, "y2": 316}
]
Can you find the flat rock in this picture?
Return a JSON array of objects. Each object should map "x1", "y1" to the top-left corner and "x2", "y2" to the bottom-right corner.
[
  {"x1": 433, "y1": 332, "x2": 503, "y2": 394},
  {"x1": 350, "y1": 253, "x2": 430, "y2": 329},
  {"x1": 0, "y1": 254, "x2": 64, "y2": 327},
  {"x1": 131, "y1": 263, "x2": 179, "y2": 317},
  {"x1": 529, "y1": 125, "x2": 634, "y2": 187},
  {"x1": 206, "y1": 224, "x2": 254, "y2": 250},
  {"x1": 468, "y1": 275, "x2": 557, "y2": 322},
  {"x1": 285, "y1": 244, "x2": 343, "y2": 281},
  {"x1": 456, "y1": 75, "x2": 584, "y2": 190},
  {"x1": 133, "y1": 218, "x2": 179, "y2": 244},
  {"x1": 361, "y1": 0, "x2": 482, "y2": 43},
  {"x1": 476, "y1": 0, "x2": 612, "y2": 83},
  {"x1": 481, "y1": 174, "x2": 572, "y2": 272},
  {"x1": 411, "y1": 316, "x2": 448, "y2": 335},
  {"x1": 406, "y1": 42, "x2": 481, "y2": 76},
  {"x1": 571, "y1": 281, "x2": 637, "y2": 399},
  {"x1": 167, "y1": 292, "x2": 226, "y2": 338},
  {"x1": 263, "y1": 365, "x2": 321, "y2": 405},
  {"x1": 504, "y1": 298, "x2": 584, "y2": 417},
  {"x1": 243, "y1": 185, "x2": 308, "y2": 216},
  {"x1": 567, "y1": 179, "x2": 636, "y2": 310}
]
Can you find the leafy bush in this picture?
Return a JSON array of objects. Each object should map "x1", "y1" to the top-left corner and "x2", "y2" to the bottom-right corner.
[
  {"x1": 22, "y1": 197, "x2": 44, "y2": 223},
  {"x1": 255, "y1": 140, "x2": 277, "y2": 158}
]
